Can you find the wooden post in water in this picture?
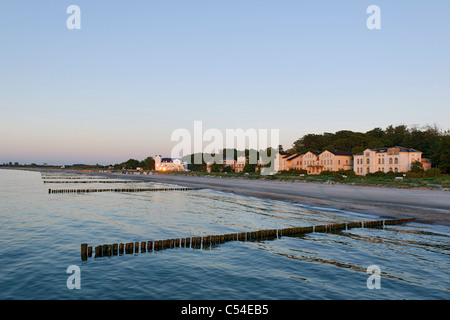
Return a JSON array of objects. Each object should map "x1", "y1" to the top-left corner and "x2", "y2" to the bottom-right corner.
[
  {"x1": 202, "y1": 236, "x2": 209, "y2": 249},
  {"x1": 95, "y1": 245, "x2": 103, "y2": 258},
  {"x1": 125, "y1": 243, "x2": 133, "y2": 254},
  {"x1": 134, "y1": 242, "x2": 139, "y2": 253},
  {"x1": 102, "y1": 244, "x2": 111, "y2": 257},
  {"x1": 81, "y1": 243, "x2": 88, "y2": 261}
]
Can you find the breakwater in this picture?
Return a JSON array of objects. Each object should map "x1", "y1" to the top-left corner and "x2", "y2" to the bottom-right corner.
[
  {"x1": 49, "y1": 187, "x2": 202, "y2": 194},
  {"x1": 81, "y1": 218, "x2": 415, "y2": 260}
]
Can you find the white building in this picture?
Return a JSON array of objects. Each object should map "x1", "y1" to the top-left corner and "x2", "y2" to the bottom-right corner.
[
  {"x1": 154, "y1": 155, "x2": 187, "y2": 172},
  {"x1": 353, "y1": 146, "x2": 423, "y2": 175}
]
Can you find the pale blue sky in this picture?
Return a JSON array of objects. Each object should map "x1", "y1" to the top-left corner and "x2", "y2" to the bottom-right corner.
[{"x1": 1, "y1": 1, "x2": 449, "y2": 164}]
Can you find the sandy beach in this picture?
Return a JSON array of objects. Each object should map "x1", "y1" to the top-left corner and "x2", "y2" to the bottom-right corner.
[{"x1": 68, "y1": 171, "x2": 450, "y2": 227}]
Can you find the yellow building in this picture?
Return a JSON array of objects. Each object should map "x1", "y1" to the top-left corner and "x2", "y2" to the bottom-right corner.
[
  {"x1": 318, "y1": 150, "x2": 353, "y2": 172},
  {"x1": 301, "y1": 150, "x2": 352, "y2": 175},
  {"x1": 276, "y1": 153, "x2": 303, "y2": 171},
  {"x1": 303, "y1": 151, "x2": 321, "y2": 174}
]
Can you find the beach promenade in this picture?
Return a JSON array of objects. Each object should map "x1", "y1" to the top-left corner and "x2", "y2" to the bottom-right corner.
[{"x1": 75, "y1": 171, "x2": 450, "y2": 227}]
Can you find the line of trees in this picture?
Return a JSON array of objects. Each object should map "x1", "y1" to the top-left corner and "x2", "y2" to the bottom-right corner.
[
  {"x1": 288, "y1": 124, "x2": 450, "y2": 173},
  {"x1": 113, "y1": 156, "x2": 155, "y2": 170},
  {"x1": 182, "y1": 148, "x2": 277, "y2": 172}
]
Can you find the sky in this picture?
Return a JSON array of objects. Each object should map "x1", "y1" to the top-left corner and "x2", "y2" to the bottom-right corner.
[{"x1": 1, "y1": 1, "x2": 449, "y2": 165}]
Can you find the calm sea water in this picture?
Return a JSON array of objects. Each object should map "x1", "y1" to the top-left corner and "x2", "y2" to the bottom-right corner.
[{"x1": 0, "y1": 169, "x2": 449, "y2": 300}]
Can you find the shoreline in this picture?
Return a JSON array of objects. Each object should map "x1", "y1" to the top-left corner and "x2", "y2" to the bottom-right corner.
[{"x1": 23, "y1": 168, "x2": 450, "y2": 227}]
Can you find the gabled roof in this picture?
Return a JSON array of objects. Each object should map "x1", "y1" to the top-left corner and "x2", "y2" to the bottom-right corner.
[{"x1": 304, "y1": 151, "x2": 321, "y2": 156}]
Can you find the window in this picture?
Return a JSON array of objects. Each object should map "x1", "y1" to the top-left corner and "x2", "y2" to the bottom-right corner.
[
  {"x1": 378, "y1": 158, "x2": 381, "y2": 164},
  {"x1": 394, "y1": 158, "x2": 399, "y2": 164},
  {"x1": 366, "y1": 158, "x2": 370, "y2": 165},
  {"x1": 394, "y1": 167, "x2": 399, "y2": 173},
  {"x1": 389, "y1": 158, "x2": 393, "y2": 164}
]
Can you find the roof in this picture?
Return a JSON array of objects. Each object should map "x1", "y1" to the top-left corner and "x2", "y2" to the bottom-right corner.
[
  {"x1": 370, "y1": 146, "x2": 422, "y2": 153},
  {"x1": 286, "y1": 154, "x2": 302, "y2": 161},
  {"x1": 304, "y1": 151, "x2": 321, "y2": 156},
  {"x1": 327, "y1": 150, "x2": 353, "y2": 156},
  {"x1": 161, "y1": 158, "x2": 173, "y2": 162},
  {"x1": 279, "y1": 152, "x2": 293, "y2": 158}
]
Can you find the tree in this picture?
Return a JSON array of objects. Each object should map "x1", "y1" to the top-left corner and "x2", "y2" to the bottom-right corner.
[
  {"x1": 409, "y1": 160, "x2": 424, "y2": 173},
  {"x1": 243, "y1": 163, "x2": 257, "y2": 173},
  {"x1": 210, "y1": 162, "x2": 223, "y2": 173},
  {"x1": 436, "y1": 134, "x2": 450, "y2": 173},
  {"x1": 122, "y1": 159, "x2": 140, "y2": 169},
  {"x1": 141, "y1": 157, "x2": 155, "y2": 170}
]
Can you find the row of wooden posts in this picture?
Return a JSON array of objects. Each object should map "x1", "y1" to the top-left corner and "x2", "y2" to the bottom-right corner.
[
  {"x1": 44, "y1": 180, "x2": 137, "y2": 184},
  {"x1": 81, "y1": 218, "x2": 415, "y2": 261},
  {"x1": 49, "y1": 187, "x2": 201, "y2": 194},
  {"x1": 42, "y1": 176, "x2": 108, "y2": 180}
]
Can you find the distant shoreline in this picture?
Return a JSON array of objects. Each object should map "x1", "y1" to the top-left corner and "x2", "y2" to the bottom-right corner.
[{"x1": 4, "y1": 168, "x2": 450, "y2": 226}]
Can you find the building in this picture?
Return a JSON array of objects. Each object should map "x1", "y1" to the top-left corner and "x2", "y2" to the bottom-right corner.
[
  {"x1": 206, "y1": 157, "x2": 239, "y2": 173},
  {"x1": 421, "y1": 158, "x2": 432, "y2": 171},
  {"x1": 234, "y1": 156, "x2": 247, "y2": 173},
  {"x1": 353, "y1": 146, "x2": 423, "y2": 175},
  {"x1": 276, "y1": 152, "x2": 303, "y2": 171},
  {"x1": 154, "y1": 155, "x2": 187, "y2": 172},
  {"x1": 301, "y1": 150, "x2": 353, "y2": 175},
  {"x1": 303, "y1": 151, "x2": 321, "y2": 174},
  {"x1": 223, "y1": 157, "x2": 236, "y2": 170},
  {"x1": 318, "y1": 150, "x2": 353, "y2": 172}
]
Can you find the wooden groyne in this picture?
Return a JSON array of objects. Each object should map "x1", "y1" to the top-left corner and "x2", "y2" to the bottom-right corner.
[
  {"x1": 42, "y1": 176, "x2": 108, "y2": 180},
  {"x1": 49, "y1": 187, "x2": 202, "y2": 194},
  {"x1": 44, "y1": 180, "x2": 137, "y2": 184},
  {"x1": 81, "y1": 218, "x2": 415, "y2": 260}
]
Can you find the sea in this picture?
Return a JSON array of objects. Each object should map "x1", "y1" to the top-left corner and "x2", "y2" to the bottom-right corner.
[{"x1": 0, "y1": 169, "x2": 449, "y2": 300}]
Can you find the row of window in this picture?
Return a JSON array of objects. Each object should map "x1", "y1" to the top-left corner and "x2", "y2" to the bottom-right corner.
[
  {"x1": 356, "y1": 167, "x2": 399, "y2": 174},
  {"x1": 356, "y1": 158, "x2": 399, "y2": 165}
]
